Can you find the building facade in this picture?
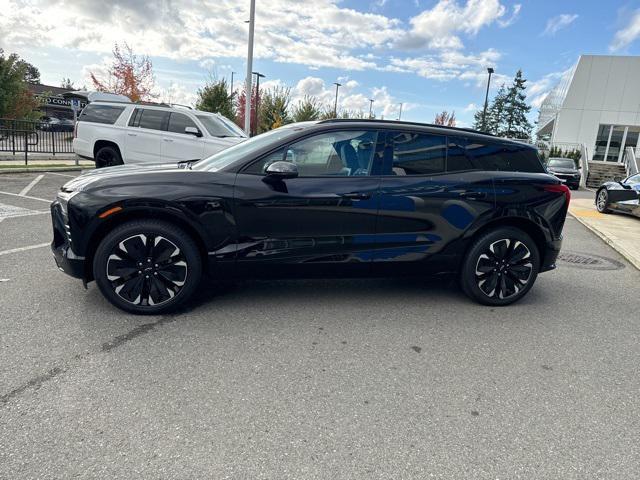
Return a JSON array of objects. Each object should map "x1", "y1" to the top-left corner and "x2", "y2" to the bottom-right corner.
[{"x1": 537, "y1": 55, "x2": 640, "y2": 165}]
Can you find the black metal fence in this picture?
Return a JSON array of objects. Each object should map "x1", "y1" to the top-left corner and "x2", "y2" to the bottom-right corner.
[{"x1": 0, "y1": 118, "x2": 75, "y2": 163}]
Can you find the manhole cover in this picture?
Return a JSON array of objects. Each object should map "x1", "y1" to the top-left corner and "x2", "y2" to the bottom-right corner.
[{"x1": 557, "y1": 251, "x2": 625, "y2": 270}]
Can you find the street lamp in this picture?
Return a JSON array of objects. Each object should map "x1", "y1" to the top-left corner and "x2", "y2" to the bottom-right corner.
[
  {"x1": 397, "y1": 102, "x2": 403, "y2": 120},
  {"x1": 252, "y1": 71, "x2": 265, "y2": 136},
  {"x1": 481, "y1": 67, "x2": 494, "y2": 132},
  {"x1": 333, "y1": 82, "x2": 342, "y2": 118},
  {"x1": 244, "y1": 0, "x2": 256, "y2": 135},
  {"x1": 230, "y1": 71, "x2": 236, "y2": 98},
  {"x1": 368, "y1": 99, "x2": 374, "y2": 119}
]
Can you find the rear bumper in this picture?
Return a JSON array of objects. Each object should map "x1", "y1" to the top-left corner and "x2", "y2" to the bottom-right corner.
[
  {"x1": 72, "y1": 137, "x2": 93, "y2": 159},
  {"x1": 540, "y1": 237, "x2": 562, "y2": 273},
  {"x1": 51, "y1": 201, "x2": 86, "y2": 280}
]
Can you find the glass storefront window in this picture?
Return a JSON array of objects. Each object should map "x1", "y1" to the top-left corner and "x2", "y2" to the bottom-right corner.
[
  {"x1": 593, "y1": 124, "x2": 611, "y2": 161},
  {"x1": 593, "y1": 124, "x2": 640, "y2": 162}
]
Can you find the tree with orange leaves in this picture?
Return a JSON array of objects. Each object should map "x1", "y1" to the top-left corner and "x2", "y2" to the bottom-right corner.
[
  {"x1": 433, "y1": 110, "x2": 456, "y2": 127},
  {"x1": 90, "y1": 43, "x2": 155, "y2": 102}
]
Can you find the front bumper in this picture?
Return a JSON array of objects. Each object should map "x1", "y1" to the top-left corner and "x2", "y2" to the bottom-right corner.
[
  {"x1": 51, "y1": 201, "x2": 85, "y2": 280},
  {"x1": 540, "y1": 237, "x2": 562, "y2": 273}
]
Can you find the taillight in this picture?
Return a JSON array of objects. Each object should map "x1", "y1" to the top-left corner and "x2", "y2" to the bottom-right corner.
[
  {"x1": 73, "y1": 122, "x2": 78, "y2": 139},
  {"x1": 544, "y1": 183, "x2": 571, "y2": 204}
]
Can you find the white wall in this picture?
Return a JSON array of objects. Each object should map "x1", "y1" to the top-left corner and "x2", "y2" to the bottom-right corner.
[{"x1": 553, "y1": 55, "x2": 640, "y2": 160}]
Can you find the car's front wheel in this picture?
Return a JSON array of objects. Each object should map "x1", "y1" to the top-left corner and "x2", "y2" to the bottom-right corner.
[
  {"x1": 460, "y1": 227, "x2": 540, "y2": 306},
  {"x1": 93, "y1": 220, "x2": 202, "y2": 314},
  {"x1": 596, "y1": 188, "x2": 611, "y2": 213}
]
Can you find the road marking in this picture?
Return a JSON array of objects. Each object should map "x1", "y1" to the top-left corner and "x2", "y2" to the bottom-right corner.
[
  {"x1": 46, "y1": 172, "x2": 80, "y2": 178},
  {"x1": 0, "y1": 190, "x2": 51, "y2": 203},
  {"x1": 18, "y1": 174, "x2": 44, "y2": 196},
  {"x1": 0, "y1": 243, "x2": 49, "y2": 257}
]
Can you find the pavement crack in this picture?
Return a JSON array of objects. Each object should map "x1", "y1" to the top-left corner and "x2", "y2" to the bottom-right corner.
[{"x1": 1, "y1": 315, "x2": 178, "y2": 407}]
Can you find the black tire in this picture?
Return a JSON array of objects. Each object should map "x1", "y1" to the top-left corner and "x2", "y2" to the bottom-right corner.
[
  {"x1": 93, "y1": 220, "x2": 202, "y2": 314},
  {"x1": 95, "y1": 145, "x2": 123, "y2": 168},
  {"x1": 596, "y1": 188, "x2": 611, "y2": 213},
  {"x1": 460, "y1": 227, "x2": 540, "y2": 306}
]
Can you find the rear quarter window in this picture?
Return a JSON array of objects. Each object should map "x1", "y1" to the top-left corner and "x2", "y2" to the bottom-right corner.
[
  {"x1": 466, "y1": 141, "x2": 544, "y2": 173},
  {"x1": 78, "y1": 104, "x2": 126, "y2": 125}
]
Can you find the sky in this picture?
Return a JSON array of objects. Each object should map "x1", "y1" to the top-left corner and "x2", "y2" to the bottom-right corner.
[{"x1": 1, "y1": 0, "x2": 640, "y2": 127}]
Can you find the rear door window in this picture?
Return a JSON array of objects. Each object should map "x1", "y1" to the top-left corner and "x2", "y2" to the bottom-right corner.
[
  {"x1": 137, "y1": 109, "x2": 169, "y2": 131},
  {"x1": 446, "y1": 136, "x2": 476, "y2": 172},
  {"x1": 389, "y1": 131, "x2": 446, "y2": 175},
  {"x1": 78, "y1": 104, "x2": 125, "y2": 124}
]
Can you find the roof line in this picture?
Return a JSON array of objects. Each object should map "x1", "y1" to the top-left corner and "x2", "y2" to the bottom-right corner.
[{"x1": 317, "y1": 118, "x2": 495, "y2": 136}]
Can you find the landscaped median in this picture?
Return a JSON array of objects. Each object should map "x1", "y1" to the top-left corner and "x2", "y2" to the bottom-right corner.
[
  {"x1": 0, "y1": 155, "x2": 94, "y2": 174},
  {"x1": 569, "y1": 197, "x2": 640, "y2": 270}
]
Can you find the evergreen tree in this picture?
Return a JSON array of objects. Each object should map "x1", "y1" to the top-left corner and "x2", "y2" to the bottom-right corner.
[
  {"x1": 486, "y1": 84, "x2": 507, "y2": 135},
  {"x1": 291, "y1": 95, "x2": 323, "y2": 122},
  {"x1": 257, "y1": 86, "x2": 291, "y2": 133},
  {"x1": 196, "y1": 78, "x2": 234, "y2": 120},
  {"x1": 502, "y1": 70, "x2": 532, "y2": 139}
]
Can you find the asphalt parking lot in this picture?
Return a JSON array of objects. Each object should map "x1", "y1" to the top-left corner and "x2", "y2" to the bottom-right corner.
[{"x1": 1, "y1": 171, "x2": 639, "y2": 479}]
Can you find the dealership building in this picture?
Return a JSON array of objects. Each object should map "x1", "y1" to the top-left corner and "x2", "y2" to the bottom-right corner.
[
  {"x1": 537, "y1": 55, "x2": 640, "y2": 186},
  {"x1": 29, "y1": 83, "x2": 88, "y2": 120}
]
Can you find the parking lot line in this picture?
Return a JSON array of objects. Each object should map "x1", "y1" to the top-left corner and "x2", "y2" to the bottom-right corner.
[
  {"x1": 0, "y1": 190, "x2": 51, "y2": 203},
  {"x1": 18, "y1": 175, "x2": 45, "y2": 196},
  {"x1": 0, "y1": 243, "x2": 50, "y2": 257},
  {"x1": 45, "y1": 172, "x2": 79, "y2": 178}
]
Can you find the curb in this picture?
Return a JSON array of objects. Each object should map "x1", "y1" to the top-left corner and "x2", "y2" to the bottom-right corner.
[
  {"x1": 568, "y1": 210, "x2": 640, "y2": 271},
  {"x1": 0, "y1": 167, "x2": 93, "y2": 175}
]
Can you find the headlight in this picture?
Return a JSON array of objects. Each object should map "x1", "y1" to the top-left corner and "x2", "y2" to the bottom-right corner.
[{"x1": 57, "y1": 189, "x2": 81, "y2": 216}]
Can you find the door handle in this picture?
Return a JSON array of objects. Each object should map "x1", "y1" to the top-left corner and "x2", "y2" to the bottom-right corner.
[
  {"x1": 459, "y1": 191, "x2": 487, "y2": 200},
  {"x1": 340, "y1": 192, "x2": 371, "y2": 200},
  {"x1": 127, "y1": 133, "x2": 137, "y2": 137},
  {"x1": 163, "y1": 138, "x2": 174, "y2": 142}
]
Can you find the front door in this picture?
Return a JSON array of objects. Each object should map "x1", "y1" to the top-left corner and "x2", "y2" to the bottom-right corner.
[
  {"x1": 232, "y1": 129, "x2": 384, "y2": 277},
  {"x1": 162, "y1": 112, "x2": 205, "y2": 162},
  {"x1": 373, "y1": 131, "x2": 496, "y2": 275}
]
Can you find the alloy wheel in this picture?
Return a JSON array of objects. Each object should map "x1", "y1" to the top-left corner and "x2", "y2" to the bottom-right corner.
[
  {"x1": 474, "y1": 238, "x2": 533, "y2": 300},
  {"x1": 106, "y1": 234, "x2": 188, "y2": 306},
  {"x1": 597, "y1": 189, "x2": 608, "y2": 212}
]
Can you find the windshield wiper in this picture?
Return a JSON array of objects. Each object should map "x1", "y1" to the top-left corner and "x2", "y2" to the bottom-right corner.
[{"x1": 177, "y1": 159, "x2": 201, "y2": 169}]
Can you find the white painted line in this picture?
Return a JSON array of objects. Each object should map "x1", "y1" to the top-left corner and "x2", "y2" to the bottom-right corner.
[
  {"x1": 46, "y1": 172, "x2": 79, "y2": 178},
  {"x1": 0, "y1": 190, "x2": 51, "y2": 203},
  {"x1": 18, "y1": 174, "x2": 45, "y2": 196},
  {"x1": 0, "y1": 243, "x2": 49, "y2": 257}
]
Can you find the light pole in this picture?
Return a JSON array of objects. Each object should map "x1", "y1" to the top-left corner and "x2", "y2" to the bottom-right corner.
[
  {"x1": 368, "y1": 99, "x2": 374, "y2": 119},
  {"x1": 230, "y1": 71, "x2": 236, "y2": 98},
  {"x1": 397, "y1": 103, "x2": 403, "y2": 120},
  {"x1": 244, "y1": 0, "x2": 256, "y2": 135},
  {"x1": 252, "y1": 71, "x2": 265, "y2": 136},
  {"x1": 333, "y1": 82, "x2": 342, "y2": 118},
  {"x1": 481, "y1": 67, "x2": 494, "y2": 132}
]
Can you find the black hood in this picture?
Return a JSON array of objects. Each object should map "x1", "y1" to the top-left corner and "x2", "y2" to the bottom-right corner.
[{"x1": 547, "y1": 166, "x2": 579, "y2": 174}]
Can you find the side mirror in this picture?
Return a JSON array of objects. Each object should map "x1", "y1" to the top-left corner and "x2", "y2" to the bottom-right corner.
[
  {"x1": 264, "y1": 161, "x2": 298, "y2": 179},
  {"x1": 613, "y1": 176, "x2": 623, "y2": 183},
  {"x1": 185, "y1": 126, "x2": 202, "y2": 137}
]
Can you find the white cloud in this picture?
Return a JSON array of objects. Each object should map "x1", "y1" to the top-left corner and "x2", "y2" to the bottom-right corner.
[
  {"x1": 526, "y1": 69, "x2": 570, "y2": 108},
  {"x1": 399, "y1": 0, "x2": 509, "y2": 50},
  {"x1": 610, "y1": 9, "x2": 640, "y2": 51},
  {"x1": 542, "y1": 14, "x2": 578, "y2": 36},
  {"x1": 497, "y1": 4, "x2": 521, "y2": 27}
]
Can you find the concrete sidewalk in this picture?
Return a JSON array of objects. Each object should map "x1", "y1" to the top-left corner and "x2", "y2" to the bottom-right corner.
[
  {"x1": 0, "y1": 154, "x2": 93, "y2": 173},
  {"x1": 569, "y1": 196, "x2": 640, "y2": 270}
]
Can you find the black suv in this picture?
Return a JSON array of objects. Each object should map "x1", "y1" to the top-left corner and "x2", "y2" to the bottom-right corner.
[{"x1": 51, "y1": 120, "x2": 569, "y2": 314}]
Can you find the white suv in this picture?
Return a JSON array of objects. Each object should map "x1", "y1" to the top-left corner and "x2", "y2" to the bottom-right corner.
[{"x1": 73, "y1": 101, "x2": 247, "y2": 167}]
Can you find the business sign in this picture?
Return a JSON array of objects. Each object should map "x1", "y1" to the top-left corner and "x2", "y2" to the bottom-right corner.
[{"x1": 36, "y1": 95, "x2": 88, "y2": 109}]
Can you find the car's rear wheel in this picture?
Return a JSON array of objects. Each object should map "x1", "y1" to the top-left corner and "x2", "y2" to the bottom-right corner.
[
  {"x1": 93, "y1": 220, "x2": 202, "y2": 314},
  {"x1": 460, "y1": 227, "x2": 539, "y2": 306},
  {"x1": 95, "y1": 146, "x2": 123, "y2": 168},
  {"x1": 596, "y1": 188, "x2": 611, "y2": 213}
]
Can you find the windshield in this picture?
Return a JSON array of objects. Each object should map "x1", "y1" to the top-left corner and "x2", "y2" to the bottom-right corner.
[
  {"x1": 548, "y1": 158, "x2": 575, "y2": 169},
  {"x1": 196, "y1": 115, "x2": 245, "y2": 138},
  {"x1": 192, "y1": 126, "x2": 304, "y2": 172},
  {"x1": 216, "y1": 115, "x2": 247, "y2": 137}
]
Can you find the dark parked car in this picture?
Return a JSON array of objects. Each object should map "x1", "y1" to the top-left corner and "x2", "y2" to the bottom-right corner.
[
  {"x1": 51, "y1": 120, "x2": 570, "y2": 314},
  {"x1": 595, "y1": 173, "x2": 640, "y2": 217},
  {"x1": 545, "y1": 157, "x2": 581, "y2": 189}
]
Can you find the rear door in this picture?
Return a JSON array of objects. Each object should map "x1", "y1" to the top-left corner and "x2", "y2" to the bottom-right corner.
[
  {"x1": 232, "y1": 129, "x2": 384, "y2": 277},
  {"x1": 125, "y1": 108, "x2": 169, "y2": 163},
  {"x1": 373, "y1": 131, "x2": 495, "y2": 274},
  {"x1": 162, "y1": 112, "x2": 205, "y2": 161}
]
